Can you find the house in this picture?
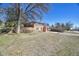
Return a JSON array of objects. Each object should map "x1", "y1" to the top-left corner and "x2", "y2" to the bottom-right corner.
[{"x1": 21, "y1": 21, "x2": 48, "y2": 33}]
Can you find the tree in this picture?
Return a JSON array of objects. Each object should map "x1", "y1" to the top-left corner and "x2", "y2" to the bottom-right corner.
[
  {"x1": 0, "y1": 3, "x2": 49, "y2": 33},
  {"x1": 5, "y1": 7, "x2": 17, "y2": 26},
  {"x1": 0, "y1": 20, "x2": 2, "y2": 26},
  {"x1": 55, "y1": 22, "x2": 61, "y2": 28},
  {"x1": 50, "y1": 22, "x2": 73, "y2": 32},
  {"x1": 61, "y1": 23, "x2": 65, "y2": 30},
  {"x1": 15, "y1": 3, "x2": 49, "y2": 33},
  {"x1": 3, "y1": 6, "x2": 17, "y2": 33},
  {"x1": 65, "y1": 22, "x2": 73, "y2": 31}
]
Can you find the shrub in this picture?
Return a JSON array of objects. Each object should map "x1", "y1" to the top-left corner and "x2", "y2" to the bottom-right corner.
[
  {"x1": 50, "y1": 22, "x2": 73, "y2": 32},
  {"x1": 51, "y1": 27, "x2": 64, "y2": 32},
  {"x1": 0, "y1": 28, "x2": 11, "y2": 33}
]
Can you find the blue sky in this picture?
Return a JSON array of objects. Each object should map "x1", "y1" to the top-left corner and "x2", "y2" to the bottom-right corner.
[
  {"x1": 43, "y1": 3, "x2": 79, "y2": 27},
  {"x1": 0, "y1": 3, "x2": 79, "y2": 27}
]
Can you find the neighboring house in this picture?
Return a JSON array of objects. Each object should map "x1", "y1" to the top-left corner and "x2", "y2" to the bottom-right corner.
[{"x1": 21, "y1": 21, "x2": 48, "y2": 33}]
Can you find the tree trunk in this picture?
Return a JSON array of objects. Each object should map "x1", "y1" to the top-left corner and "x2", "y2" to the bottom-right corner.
[
  {"x1": 16, "y1": 3, "x2": 20, "y2": 34},
  {"x1": 17, "y1": 16, "x2": 20, "y2": 33}
]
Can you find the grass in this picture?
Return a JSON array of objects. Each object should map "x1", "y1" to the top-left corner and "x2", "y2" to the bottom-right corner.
[
  {"x1": 0, "y1": 34, "x2": 12, "y2": 46},
  {"x1": 0, "y1": 32, "x2": 79, "y2": 56},
  {"x1": 54, "y1": 35, "x2": 79, "y2": 56}
]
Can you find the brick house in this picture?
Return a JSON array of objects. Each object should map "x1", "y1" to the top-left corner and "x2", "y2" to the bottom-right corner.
[{"x1": 21, "y1": 21, "x2": 48, "y2": 33}]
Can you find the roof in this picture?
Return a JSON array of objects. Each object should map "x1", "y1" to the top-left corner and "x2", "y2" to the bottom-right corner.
[{"x1": 25, "y1": 21, "x2": 48, "y2": 26}]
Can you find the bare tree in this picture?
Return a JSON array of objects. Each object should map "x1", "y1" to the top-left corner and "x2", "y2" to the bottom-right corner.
[
  {"x1": 0, "y1": 3, "x2": 50, "y2": 33},
  {"x1": 15, "y1": 3, "x2": 49, "y2": 33}
]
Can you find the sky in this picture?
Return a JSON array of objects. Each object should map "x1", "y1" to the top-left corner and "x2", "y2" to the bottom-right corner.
[
  {"x1": 43, "y1": 3, "x2": 79, "y2": 27},
  {"x1": 0, "y1": 3, "x2": 79, "y2": 27}
]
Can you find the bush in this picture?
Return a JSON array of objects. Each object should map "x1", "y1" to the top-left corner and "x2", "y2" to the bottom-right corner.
[
  {"x1": 50, "y1": 22, "x2": 73, "y2": 32},
  {"x1": 0, "y1": 28, "x2": 11, "y2": 33},
  {"x1": 51, "y1": 28, "x2": 64, "y2": 32}
]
